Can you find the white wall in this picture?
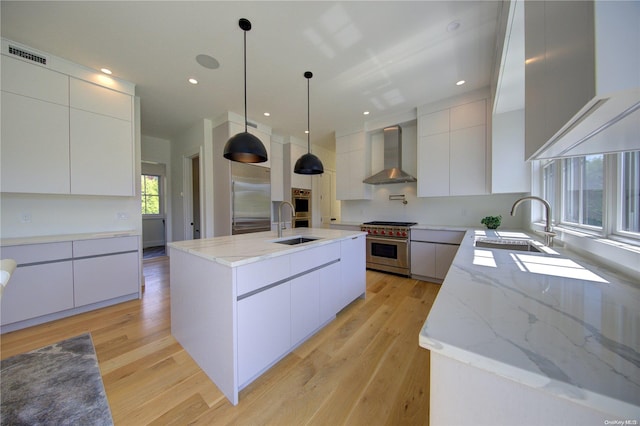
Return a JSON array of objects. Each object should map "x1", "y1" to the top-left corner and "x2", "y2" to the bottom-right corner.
[
  {"x1": 141, "y1": 134, "x2": 171, "y2": 246},
  {"x1": 170, "y1": 119, "x2": 213, "y2": 242}
]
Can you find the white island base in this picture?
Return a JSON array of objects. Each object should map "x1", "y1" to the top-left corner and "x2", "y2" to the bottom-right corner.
[{"x1": 169, "y1": 228, "x2": 366, "y2": 405}]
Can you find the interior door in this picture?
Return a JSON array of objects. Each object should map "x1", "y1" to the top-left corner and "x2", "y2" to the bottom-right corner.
[{"x1": 191, "y1": 156, "x2": 201, "y2": 239}]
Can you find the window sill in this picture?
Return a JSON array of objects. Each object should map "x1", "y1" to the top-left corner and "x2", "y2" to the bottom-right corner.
[{"x1": 530, "y1": 223, "x2": 640, "y2": 280}]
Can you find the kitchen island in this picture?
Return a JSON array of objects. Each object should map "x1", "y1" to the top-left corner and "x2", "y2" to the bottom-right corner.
[
  {"x1": 168, "y1": 227, "x2": 366, "y2": 405},
  {"x1": 420, "y1": 229, "x2": 640, "y2": 424}
]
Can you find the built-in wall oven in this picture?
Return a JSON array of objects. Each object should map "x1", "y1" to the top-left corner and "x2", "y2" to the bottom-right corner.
[
  {"x1": 292, "y1": 188, "x2": 311, "y2": 228},
  {"x1": 360, "y1": 221, "x2": 416, "y2": 276}
]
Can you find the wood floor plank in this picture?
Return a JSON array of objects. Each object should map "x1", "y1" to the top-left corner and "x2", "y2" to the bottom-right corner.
[{"x1": 1, "y1": 257, "x2": 440, "y2": 425}]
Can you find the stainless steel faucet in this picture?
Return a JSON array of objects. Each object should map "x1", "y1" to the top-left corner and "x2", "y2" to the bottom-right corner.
[
  {"x1": 278, "y1": 201, "x2": 296, "y2": 238},
  {"x1": 510, "y1": 196, "x2": 556, "y2": 247}
]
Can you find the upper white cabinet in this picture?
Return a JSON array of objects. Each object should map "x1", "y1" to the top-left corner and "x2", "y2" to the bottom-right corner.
[
  {"x1": 417, "y1": 98, "x2": 488, "y2": 197},
  {"x1": 0, "y1": 52, "x2": 135, "y2": 196},
  {"x1": 270, "y1": 138, "x2": 284, "y2": 201},
  {"x1": 525, "y1": 1, "x2": 640, "y2": 159},
  {"x1": 284, "y1": 142, "x2": 312, "y2": 191},
  {"x1": 1, "y1": 56, "x2": 71, "y2": 194},
  {"x1": 336, "y1": 131, "x2": 371, "y2": 200}
]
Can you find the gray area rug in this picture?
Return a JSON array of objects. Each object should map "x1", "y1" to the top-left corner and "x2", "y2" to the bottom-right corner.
[{"x1": 1, "y1": 333, "x2": 113, "y2": 426}]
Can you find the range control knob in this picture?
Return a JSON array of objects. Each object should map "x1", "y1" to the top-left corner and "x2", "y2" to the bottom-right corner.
[
  {"x1": 402, "y1": 231, "x2": 407, "y2": 237},
  {"x1": 381, "y1": 230, "x2": 386, "y2": 235}
]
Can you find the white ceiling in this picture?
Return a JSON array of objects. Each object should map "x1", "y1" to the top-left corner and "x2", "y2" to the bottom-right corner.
[{"x1": 1, "y1": 1, "x2": 504, "y2": 149}]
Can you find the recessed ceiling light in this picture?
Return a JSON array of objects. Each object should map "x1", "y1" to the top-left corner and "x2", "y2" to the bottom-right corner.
[
  {"x1": 305, "y1": 130, "x2": 310, "y2": 134},
  {"x1": 363, "y1": 111, "x2": 370, "y2": 115},
  {"x1": 456, "y1": 80, "x2": 466, "y2": 86},
  {"x1": 196, "y1": 54, "x2": 220, "y2": 70},
  {"x1": 447, "y1": 21, "x2": 461, "y2": 32},
  {"x1": 188, "y1": 78, "x2": 198, "y2": 85},
  {"x1": 263, "y1": 112, "x2": 270, "y2": 117},
  {"x1": 101, "y1": 68, "x2": 112, "y2": 75}
]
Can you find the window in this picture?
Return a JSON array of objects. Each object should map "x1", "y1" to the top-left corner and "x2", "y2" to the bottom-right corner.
[
  {"x1": 620, "y1": 151, "x2": 640, "y2": 234},
  {"x1": 541, "y1": 150, "x2": 639, "y2": 244},
  {"x1": 141, "y1": 174, "x2": 161, "y2": 215},
  {"x1": 561, "y1": 154, "x2": 603, "y2": 228}
]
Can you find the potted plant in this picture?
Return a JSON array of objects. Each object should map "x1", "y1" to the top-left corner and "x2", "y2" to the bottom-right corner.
[{"x1": 481, "y1": 215, "x2": 502, "y2": 230}]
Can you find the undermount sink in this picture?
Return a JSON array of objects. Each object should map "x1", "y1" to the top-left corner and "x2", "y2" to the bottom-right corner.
[
  {"x1": 273, "y1": 236, "x2": 320, "y2": 245},
  {"x1": 475, "y1": 238, "x2": 543, "y2": 253}
]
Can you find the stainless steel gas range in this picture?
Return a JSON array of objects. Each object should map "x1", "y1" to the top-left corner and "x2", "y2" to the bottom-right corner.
[{"x1": 360, "y1": 221, "x2": 417, "y2": 276}]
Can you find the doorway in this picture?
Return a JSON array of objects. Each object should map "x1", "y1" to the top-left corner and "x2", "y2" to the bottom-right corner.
[{"x1": 191, "y1": 156, "x2": 201, "y2": 239}]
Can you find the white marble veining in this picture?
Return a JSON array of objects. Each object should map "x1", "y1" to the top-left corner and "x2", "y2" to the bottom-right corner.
[
  {"x1": 420, "y1": 229, "x2": 640, "y2": 417},
  {"x1": 168, "y1": 227, "x2": 366, "y2": 267},
  {"x1": 0, "y1": 230, "x2": 140, "y2": 247}
]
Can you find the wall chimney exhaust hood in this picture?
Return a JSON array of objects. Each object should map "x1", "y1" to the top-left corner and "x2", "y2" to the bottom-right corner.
[{"x1": 363, "y1": 125, "x2": 417, "y2": 185}]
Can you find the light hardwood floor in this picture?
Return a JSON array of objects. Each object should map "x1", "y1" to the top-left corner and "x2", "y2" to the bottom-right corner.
[{"x1": 1, "y1": 256, "x2": 440, "y2": 425}]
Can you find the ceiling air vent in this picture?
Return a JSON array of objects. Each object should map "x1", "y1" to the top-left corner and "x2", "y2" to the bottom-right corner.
[{"x1": 8, "y1": 45, "x2": 47, "y2": 65}]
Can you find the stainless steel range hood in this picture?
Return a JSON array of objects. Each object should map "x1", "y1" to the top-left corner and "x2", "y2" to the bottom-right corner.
[{"x1": 363, "y1": 125, "x2": 417, "y2": 185}]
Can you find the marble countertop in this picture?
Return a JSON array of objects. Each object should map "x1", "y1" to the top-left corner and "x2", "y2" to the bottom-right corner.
[
  {"x1": 0, "y1": 230, "x2": 140, "y2": 246},
  {"x1": 168, "y1": 227, "x2": 366, "y2": 268},
  {"x1": 419, "y1": 229, "x2": 640, "y2": 417}
]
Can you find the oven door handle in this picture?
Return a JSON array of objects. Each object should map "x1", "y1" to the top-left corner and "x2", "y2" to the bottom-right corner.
[{"x1": 366, "y1": 236, "x2": 407, "y2": 244}]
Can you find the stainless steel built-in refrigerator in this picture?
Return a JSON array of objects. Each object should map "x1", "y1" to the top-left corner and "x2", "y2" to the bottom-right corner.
[{"x1": 231, "y1": 162, "x2": 271, "y2": 235}]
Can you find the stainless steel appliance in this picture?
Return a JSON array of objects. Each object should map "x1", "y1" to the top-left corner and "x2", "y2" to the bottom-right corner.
[
  {"x1": 360, "y1": 221, "x2": 417, "y2": 276},
  {"x1": 231, "y1": 163, "x2": 271, "y2": 235},
  {"x1": 291, "y1": 188, "x2": 311, "y2": 228}
]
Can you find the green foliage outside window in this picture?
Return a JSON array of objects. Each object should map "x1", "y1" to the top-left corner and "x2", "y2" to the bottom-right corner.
[{"x1": 141, "y1": 175, "x2": 160, "y2": 215}]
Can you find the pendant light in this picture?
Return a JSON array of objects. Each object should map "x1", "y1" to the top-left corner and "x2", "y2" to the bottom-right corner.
[
  {"x1": 223, "y1": 18, "x2": 268, "y2": 163},
  {"x1": 294, "y1": 71, "x2": 324, "y2": 175}
]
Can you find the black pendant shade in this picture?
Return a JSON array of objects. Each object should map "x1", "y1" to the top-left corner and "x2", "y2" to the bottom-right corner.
[
  {"x1": 294, "y1": 71, "x2": 324, "y2": 175},
  {"x1": 224, "y1": 18, "x2": 268, "y2": 163}
]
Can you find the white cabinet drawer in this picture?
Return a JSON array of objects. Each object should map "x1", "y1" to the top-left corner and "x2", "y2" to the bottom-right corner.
[
  {"x1": 73, "y1": 236, "x2": 138, "y2": 257},
  {"x1": 1, "y1": 242, "x2": 72, "y2": 264},
  {"x1": 73, "y1": 251, "x2": 139, "y2": 307},
  {"x1": 236, "y1": 255, "x2": 290, "y2": 297},
  {"x1": 0, "y1": 261, "x2": 74, "y2": 325},
  {"x1": 290, "y1": 242, "x2": 340, "y2": 276},
  {"x1": 411, "y1": 230, "x2": 464, "y2": 244}
]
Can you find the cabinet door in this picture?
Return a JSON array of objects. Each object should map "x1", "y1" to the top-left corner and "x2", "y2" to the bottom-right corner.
[
  {"x1": 1, "y1": 91, "x2": 71, "y2": 194},
  {"x1": 270, "y1": 140, "x2": 284, "y2": 201},
  {"x1": 237, "y1": 282, "x2": 291, "y2": 386},
  {"x1": 410, "y1": 241, "x2": 436, "y2": 279},
  {"x1": 73, "y1": 252, "x2": 139, "y2": 307},
  {"x1": 435, "y1": 244, "x2": 459, "y2": 280},
  {"x1": 70, "y1": 78, "x2": 132, "y2": 120},
  {"x1": 417, "y1": 133, "x2": 449, "y2": 197},
  {"x1": 0, "y1": 262, "x2": 74, "y2": 325},
  {"x1": 1, "y1": 55, "x2": 68, "y2": 105},
  {"x1": 290, "y1": 273, "x2": 320, "y2": 346},
  {"x1": 336, "y1": 152, "x2": 351, "y2": 200},
  {"x1": 70, "y1": 109, "x2": 134, "y2": 195},
  {"x1": 340, "y1": 235, "x2": 366, "y2": 309},
  {"x1": 450, "y1": 125, "x2": 486, "y2": 196},
  {"x1": 319, "y1": 261, "x2": 341, "y2": 323}
]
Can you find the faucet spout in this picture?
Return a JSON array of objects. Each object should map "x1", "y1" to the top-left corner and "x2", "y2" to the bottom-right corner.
[
  {"x1": 278, "y1": 201, "x2": 296, "y2": 238},
  {"x1": 510, "y1": 196, "x2": 555, "y2": 247}
]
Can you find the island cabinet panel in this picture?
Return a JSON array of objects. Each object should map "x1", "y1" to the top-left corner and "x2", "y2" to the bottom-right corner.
[
  {"x1": 290, "y1": 273, "x2": 320, "y2": 346},
  {"x1": 319, "y1": 261, "x2": 342, "y2": 324},
  {"x1": 236, "y1": 255, "x2": 290, "y2": 297},
  {"x1": 340, "y1": 235, "x2": 366, "y2": 309},
  {"x1": 237, "y1": 282, "x2": 291, "y2": 387},
  {"x1": 289, "y1": 241, "x2": 339, "y2": 275}
]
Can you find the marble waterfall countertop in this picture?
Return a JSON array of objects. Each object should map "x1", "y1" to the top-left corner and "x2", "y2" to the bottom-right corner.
[
  {"x1": 419, "y1": 229, "x2": 640, "y2": 417},
  {"x1": 0, "y1": 230, "x2": 140, "y2": 246},
  {"x1": 168, "y1": 227, "x2": 366, "y2": 268}
]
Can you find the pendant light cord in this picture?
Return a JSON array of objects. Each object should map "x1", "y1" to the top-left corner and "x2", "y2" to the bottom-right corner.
[
  {"x1": 307, "y1": 77, "x2": 310, "y2": 153},
  {"x1": 243, "y1": 29, "x2": 248, "y2": 133}
]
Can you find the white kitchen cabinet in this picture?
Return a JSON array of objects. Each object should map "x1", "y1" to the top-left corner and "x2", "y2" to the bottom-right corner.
[
  {"x1": 1, "y1": 91, "x2": 71, "y2": 194},
  {"x1": 290, "y1": 273, "x2": 320, "y2": 346},
  {"x1": 417, "y1": 99, "x2": 488, "y2": 197},
  {"x1": 525, "y1": 1, "x2": 640, "y2": 159},
  {"x1": 284, "y1": 142, "x2": 312, "y2": 191},
  {"x1": 0, "y1": 236, "x2": 141, "y2": 333},
  {"x1": 340, "y1": 234, "x2": 366, "y2": 309},
  {"x1": 411, "y1": 230, "x2": 464, "y2": 282},
  {"x1": 270, "y1": 139, "x2": 284, "y2": 201},
  {"x1": 0, "y1": 53, "x2": 135, "y2": 196},
  {"x1": 336, "y1": 131, "x2": 372, "y2": 200},
  {"x1": 0, "y1": 242, "x2": 74, "y2": 325},
  {"x1": 319, "y1": 260, "x2": 342, "y2": 323},
  {"x1": 237, "y1": 281, "x2": 291, "y2": 386}
]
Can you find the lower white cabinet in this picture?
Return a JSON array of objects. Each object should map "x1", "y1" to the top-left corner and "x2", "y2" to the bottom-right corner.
[
  {"x1": 237, "y1": 282, "x2": 291, "y2": 386},
  {"x1": 411, "y1": 230, "x2": 464, "y2": 282},
  {"x1": 0, "y1": 235, "x2": 140, "y2": 332},
  {"x1": 291, "y1": 273, "x2": 321, "y2": 347},
  {"x1": 319, "y1": 261, "x2": 342, "y2": 324},
  {"x1": 340, "y1": 234, "x2": 366, "y2": 308}
]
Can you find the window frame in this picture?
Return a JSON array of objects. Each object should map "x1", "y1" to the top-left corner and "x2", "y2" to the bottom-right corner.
[{"x1": 141, "y1": 173, "x2": 163, "y2": 217}]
